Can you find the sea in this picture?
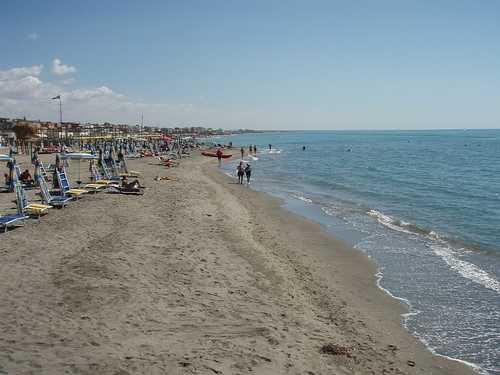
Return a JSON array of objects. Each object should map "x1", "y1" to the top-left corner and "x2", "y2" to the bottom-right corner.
[{"x1": 208, "y1": 130, "x2": 499, "y2": 375}]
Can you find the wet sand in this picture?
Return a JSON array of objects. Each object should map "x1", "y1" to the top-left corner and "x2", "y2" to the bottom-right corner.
[{"x1": 0, "y1": 149, "x2": 475, "y2": 374}]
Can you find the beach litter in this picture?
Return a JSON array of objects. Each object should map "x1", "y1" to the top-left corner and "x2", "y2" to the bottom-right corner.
[
  {"x1": 320, "y1": 343, "x2": 352, "y2": 356},
  {"x1": 154, "y1": 176, "x2": 177, "y2": 181}
]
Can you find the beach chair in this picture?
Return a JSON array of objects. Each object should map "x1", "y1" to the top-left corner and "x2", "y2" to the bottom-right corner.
[
  {"x1": 15, "y1": 182, "x2": 51, "y2": 218},
  {"x1": 36, "y1": 173, "x2": 72, "y2": 208},
  {"x1": 0, "y1": 212, "x2": 27, "y2": 232},
  {"x1": 85, "y1": 164, "x2": 118, "y2": 190},
  {"x1": 39, "y1": 162, "x2": 52, "y2": 179},
  {"x1": 107, "y1": 185, "x2": 145, "y2": 196},
  {"x1": 13, "y1": 164, "x2": 35, "y2": 190},
  {"x1": 57, "y1": 168, "x2": 88, "y2": 197},
  {"x1": 0, "y1": 184, "x2": 28, "y2": 232},
  {"x1": 101, "y1": 162, "x2": 121, "y2": 181},
  {"x1": 112, "y1": 158, "x2": 141, "y2": 178}
]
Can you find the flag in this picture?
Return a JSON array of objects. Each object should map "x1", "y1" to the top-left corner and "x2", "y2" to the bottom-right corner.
[{"x1": 51, "y1": 95, "x2": 61, "y2": 100}]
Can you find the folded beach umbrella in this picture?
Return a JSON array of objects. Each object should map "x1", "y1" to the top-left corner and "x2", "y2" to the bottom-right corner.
[
  {"x1": 62, "y1": 152, "x2": 97, "y2": 185},
  {"x1": 0, "y1": 154, "x2": 13, "y2": 162}
]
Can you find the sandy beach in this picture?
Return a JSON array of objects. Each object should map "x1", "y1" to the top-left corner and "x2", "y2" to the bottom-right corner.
[{"x1": 0, "y1": 150, "x2": 476, "y2": 375}]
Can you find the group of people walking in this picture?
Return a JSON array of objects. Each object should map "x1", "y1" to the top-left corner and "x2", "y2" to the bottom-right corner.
[
  {"x1": 236, "y1": 162, "x2": 251, "y2": 185},
  {"x1": 215, "y1": 144, "x2": 253, "y2": 185}
]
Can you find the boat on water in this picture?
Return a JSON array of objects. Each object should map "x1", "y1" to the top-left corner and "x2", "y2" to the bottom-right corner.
[{"x1": 201, "y1": 151, "x2": 232, "y2": 159}]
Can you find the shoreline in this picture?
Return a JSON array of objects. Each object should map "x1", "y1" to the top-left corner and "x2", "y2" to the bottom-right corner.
[
  {"x1": 206, "y1": 154, "x2": 477, "y2": 375},
  {"x1": 220, "y1": 166, "x2": 484, "y2": 373},
  {"x1": 0, "y1": 151, "x2": 476, "y2": 374}
]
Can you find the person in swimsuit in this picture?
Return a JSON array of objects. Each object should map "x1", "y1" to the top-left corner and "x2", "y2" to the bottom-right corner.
[
  {"x1": 245, "y1": 163, "x2": 252, "y2": 184},
  {"x1": 236, "y1": 162, "x2": 244, "y2": 184}
]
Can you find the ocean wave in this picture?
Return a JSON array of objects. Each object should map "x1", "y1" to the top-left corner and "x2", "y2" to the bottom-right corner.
[
  {"x1": 292, "y1": 194, "x2": 313, "y2": 203},
  {"x1": 366, "y1": 209, "x2": 500, "y2": 293},
  {"x1": 431, "y1": 243, "x2": 500, "y2": 293},
  {"x1": 375, "y1": 269, "x2": 489, "y2": 375},
  {"x1": 321, "y1": 206, "x2": 335, "y2": 216},
  {"x1": 367, "y1": 210, "x2": 415, "y2": 235}
]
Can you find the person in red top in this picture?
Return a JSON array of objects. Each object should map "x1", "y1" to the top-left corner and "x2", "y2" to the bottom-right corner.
[{"x1": 216, "y1": 148, "x2": 223, "y2": 167}]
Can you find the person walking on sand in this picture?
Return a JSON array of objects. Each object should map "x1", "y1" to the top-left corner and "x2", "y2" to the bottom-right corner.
[
  {"x1": 237, "y1": 162, "x2": 244, "y2": 184},
  {"x1": 240, "y1": 147, "x2": 244, "y2": 159},
  {"x1": 245, "y1": 163, "x2": 252, "y2": 184},
  {"x1": 216, "y1": 148, "x2": 223, "y2": 167}
]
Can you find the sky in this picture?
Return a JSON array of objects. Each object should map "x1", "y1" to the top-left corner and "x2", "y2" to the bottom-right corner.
[{"x1": 1, "y1": 1, "x2": 499, "y2": 130}]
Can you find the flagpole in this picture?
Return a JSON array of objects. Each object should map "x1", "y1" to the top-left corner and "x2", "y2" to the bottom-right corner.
[
  {"x1": 51, "y1": 94, "x2": 63, "y2": 142},
  {"x1": 59, "y1": 96, "x2": 62, "y2": 124}
]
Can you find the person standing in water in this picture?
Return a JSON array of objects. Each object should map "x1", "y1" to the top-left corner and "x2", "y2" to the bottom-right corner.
[
  {"x1": 302, "y1": 145, "x2": 306, "y2": 151},
  {"x1": 268, "y1": 144, "x2": 272, "y2": 150},
  {"x1": 245, "y1": 163, "x2": 252, "y2": 184},
  {"x1": 240, "y1": 147, "x2": 244, "y2": 159},
  {"x1": 237, "y1": 162, "x2": 244, "y2": 184},
  {"x1": 216, "y1": 148, "x2": 223, "y2": 167}
]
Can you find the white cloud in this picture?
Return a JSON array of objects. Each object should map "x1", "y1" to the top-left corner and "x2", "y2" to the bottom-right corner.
[
  {"x1": 68, "y1": 86, "x2": 122, "y2": 101},
  {"x1": 60, "y1": 78, "x2": 76, "y2": 85},
  {"x1": 0, "y1": 62, "x2": 265, "y2": 128},
  {"x1": 0, "y1": 65, "x2": 43, "y2": 80},
  {"x1": 27, "y1": 32, "x2": 38, "y2": 41},
  {"x1": 51, "y1": 58, "x2": 76, "y2": 76}
]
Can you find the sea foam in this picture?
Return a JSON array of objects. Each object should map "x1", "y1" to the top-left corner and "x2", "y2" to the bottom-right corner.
[{"x1": 431, "y1": 243, "x2": 500, "y2": 293}]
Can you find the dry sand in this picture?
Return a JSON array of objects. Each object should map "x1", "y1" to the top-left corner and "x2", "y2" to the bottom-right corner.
[{"x1": 0, "y1": 149, "x2": 475, "y2": 375}]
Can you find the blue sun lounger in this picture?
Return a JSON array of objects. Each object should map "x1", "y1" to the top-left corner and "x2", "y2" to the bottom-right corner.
[
  {"x1": 15, "y1": 182, "x2": 51, "y2": 218},
  {"x1": 56, "y1": 168, "x2": 88, "y2": 198},
  {"x1": 14, "y1": 164, "x2": 35, "y2": 189},
  {"x1": 37, "y1": 173, "x2": 72, "y2": 208},
  {"x1": 0, "y1": 183, "x2": 28, "y2": 232},
  {"x1": 101, "y1": 162, "x2": 121, "y2": 181},
  {"x1": 0, "y1": 213, "x2": 27, "y2": 232}
]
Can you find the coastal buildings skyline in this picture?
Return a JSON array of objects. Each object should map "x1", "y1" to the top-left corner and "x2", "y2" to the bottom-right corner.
[{"x1": 1, "y1": 1, "x2": 499, "y2": 130}]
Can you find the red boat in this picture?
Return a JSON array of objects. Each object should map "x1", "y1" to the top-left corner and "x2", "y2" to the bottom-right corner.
[
  {"x1": 39, "y1": 145, "x2": 60, "y2": 154},
  {"x1": 202, "y1": 151, "x2": 232, "y2": 159}
]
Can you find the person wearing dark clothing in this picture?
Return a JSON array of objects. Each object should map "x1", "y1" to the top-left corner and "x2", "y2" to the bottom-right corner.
[
  {"x1": 216, "y1": 148, "x2": 223, "y2": 167},
  {"x1": 236, "y1": 162, "x2": 244, "y2": 184},
  {"x1": 20, "y1": 169, "x2": 34, "y2": 186},
  {"x1": 245, "y1": 163, "x2": 252, "y2": 184}
]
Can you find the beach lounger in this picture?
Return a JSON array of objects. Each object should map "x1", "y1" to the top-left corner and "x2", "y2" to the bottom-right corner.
[
  {"x1": 37, "y1": 174, "x2": 72, "y2": 208},
  {"x1": 107, "y1": 186, "x2": 145, "y2": 196},
  {"x1": 112, "y1": 158, "x2": 141, "y2": 178},
  {"x1": 14, "y1": 164, "x2": 35, "y2": 190},
  {"x1": 0, "y1": 213, "x2": 27, "y2": 232},
  {"x1": 0, "y1": 183, "x2": 28, "y2": 232},
  {"x1": 57, "y1": 169, "x2": 88, "y2": 197},
  {"x1": 86, "y1": 164, "x2": 118, "y2": 190},
  {"x1": 101, "y1": 163, "x2": 121, "y2": 181},
  {"x1": 15, "y1": 182, "x2": 51, "y2": 217},
  {"x1": 39, "y1": 162, "x2": 53, "y2": 179}
]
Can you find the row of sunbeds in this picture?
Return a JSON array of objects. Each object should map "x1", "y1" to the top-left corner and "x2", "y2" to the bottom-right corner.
[{"x1": 0, "y1": 162, "x2": 142, "y2": 232}]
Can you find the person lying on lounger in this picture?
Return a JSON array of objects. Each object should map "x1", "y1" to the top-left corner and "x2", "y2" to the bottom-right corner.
[
  {"x1": 121, "y1": 176, "x2": 144, "y2": 190},
  {"x1": 20, "y1": 169, "x2": 35, "y2": 186}
]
